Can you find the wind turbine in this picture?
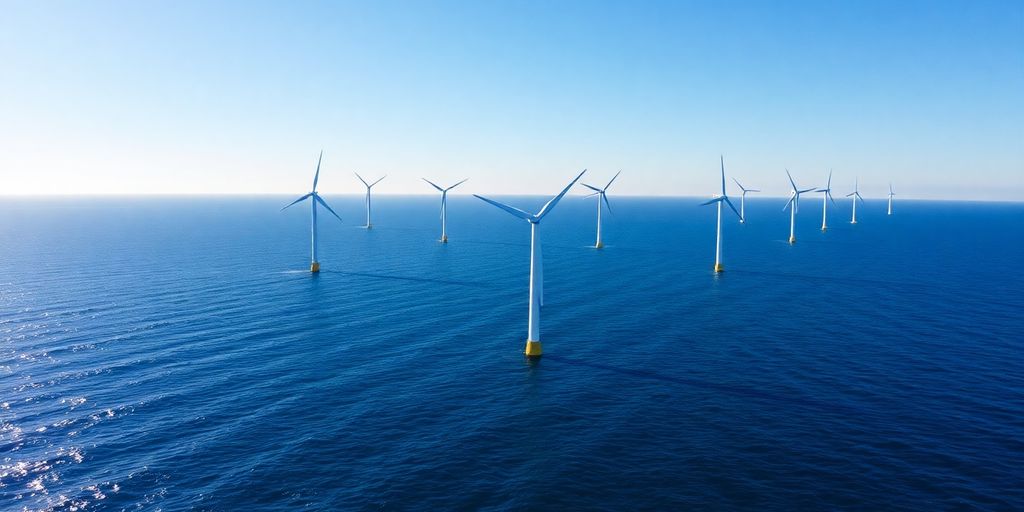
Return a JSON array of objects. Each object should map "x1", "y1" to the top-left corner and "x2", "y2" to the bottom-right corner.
[
  {"x1": 783, "y1": 169, "x2": 815, "y2": 244},
  {"x1": 579, "y1": 170, "x2": 620, "y2": 249},
  {"x1": 732, "y1": 178, "x2": 759, "y2": 223},
  {"x1": 473, "y1": 170, "x2": 586, "y2": 357},
  {"x1": 846, "y1": 178, "x2": 865, "y2": 224},
  {"x1": 888, "y1": 183, "x2": 895, "y2": 215},
  {"x1": 281, "y1": 150, "x2": 344, "y2": 273},
  {"x1": 701, "y1": 156, "x2": 741, "y2": 272},
  {"x1": 355, "y1": 173, "x2": 386, "y2": 229},
  {"x1": 422, "y1": 178, "x2": 468, "y2": 243},
  {"x1": 817, "y1": 169, "x2": 837, "y2": 232}
]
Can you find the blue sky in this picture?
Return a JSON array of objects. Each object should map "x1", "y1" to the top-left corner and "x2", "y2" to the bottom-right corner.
[{"x1": 1, "y1": 0, "x2": 1021, "y2": 199}]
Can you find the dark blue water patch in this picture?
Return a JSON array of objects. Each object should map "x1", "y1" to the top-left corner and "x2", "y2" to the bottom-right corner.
[{"x1": 1, "y1": 196, "x2": 1022, "y2": 511}]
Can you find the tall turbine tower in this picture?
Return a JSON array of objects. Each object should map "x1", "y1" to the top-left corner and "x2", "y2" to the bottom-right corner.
[
  {"x1": 783, "y1": 169, "x2": 815, "y2": 244},
  {"x1": 281, "y1": 151, "x2": 344, "y2": 273},
  {"x1": 355, "y1": 173, "x2": 386, "y2": 229},
  {"x1": 888, "y1": 183, "x2": 895, "y2": 215},
  {"x1": 817, "y1": 169, "x2": 837, "y2": 231},
  {"x1": 580, "y1": 171, "x2": 621, "y2": 249},
  {"x1": 732, "y1": 178, "x2": 760, "y2": 223},
  {"x1": 701, "y1": 156, "x2": 741, "y2": 272},
  {"x1": 422, "y1": 178, "x2": 468, "y2": 243},
  {"x1": 473, "y1": 170, "x2": 586, "y2": 358},
  {"x1": 846, "y1": 178, "x2": 865, "y2": 224}
]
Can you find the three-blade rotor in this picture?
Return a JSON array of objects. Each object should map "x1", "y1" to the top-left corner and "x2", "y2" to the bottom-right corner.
[
  {"x1": 701, "y1": 156, "x2": 740, "y2": 218},
  {"x1": 281, "y1": 150, "x2": 342, "y2": 222},
  {"x1": 580, "y1": 170, "x2": 620, "y2": 214}
]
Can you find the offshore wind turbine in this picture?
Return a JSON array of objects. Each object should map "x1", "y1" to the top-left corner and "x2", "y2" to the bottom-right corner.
[
  {"x1": 701, "y1": 156, "x2": 741, "y2": 272},
  {"x1": 817, "y1": 169, "x2": 837, "y2": 231},
  {"x1": 732, "y1": 178, "x2": 759, "y2": 223},
  {"x1": 783, "y1": 169, "x2": 815, "y2": 244},
  {"x1": 422, "y1": 177, "x2": 468, "y2": 243},
  {"x1": 579, "y1": 170, "x2": 620, "y2": 249},
  {"x1": 281, "y1": 151, "x2": 344, "y2": 273},
  {"x1": 846, "y1": 178, "x2": 865, "y2": 224},
  {"x1": 355, "y1": 173, "x2": 386, "y2": 229},
  {"x1": 888, "y1": 183, "x2": 895, "y2": 215},
  {"x1": 473, "y1": 170, "x2": 586, "y2": 357}
]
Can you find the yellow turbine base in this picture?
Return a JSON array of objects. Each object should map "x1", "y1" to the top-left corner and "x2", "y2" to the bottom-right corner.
[
  {"x1": 310, "y1": 262, "x2": 320, "y2": 273},
  {"x1": 821, "y1": 227, "x2": 827, "y2": 232},
  {"x1": 789, "y1": 236, "x2": 796, "y2": 244},
  {"x1": 441, "y1": 235, "x2": 448, "y2": 243},
  {"x1": 851, "y1": 220, "x2": 857, "y2": 224},
  {"x1": 714, "y1": 263, "x2": 724, "y2": 273},
  {"x1": 524, "y1": 340, "x2": 543, "y2": 357},
  {"x1": 595, "y1": 241, "x2": 604, "y2": 249}
]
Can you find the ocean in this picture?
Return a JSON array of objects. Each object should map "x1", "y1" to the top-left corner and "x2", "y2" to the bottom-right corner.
[{"x1": 1, "y1": 195, "x2": 1022, "y2": 511}]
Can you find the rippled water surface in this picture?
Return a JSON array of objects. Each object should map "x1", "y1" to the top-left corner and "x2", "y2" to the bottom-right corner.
[{"x1": 2, "y1": 196, "x2": 1022, "y2": 511}]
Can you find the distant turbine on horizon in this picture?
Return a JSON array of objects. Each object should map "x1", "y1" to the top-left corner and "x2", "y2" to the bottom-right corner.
[
  {"x1": 281, "y1": 150, "x2": 343, "y2": 273},
  {"x1": 846, "y1": 178, "x2": 865, "y2": 224},
  {"x1": 423, "y1": 177, "x2": 468, "y2": 243},
  {"x1": 732, "y1": 178, "x2": 760, "y2": 223},
  {"x1": 580, "y1": 170, "x2": 621, "y2": 249},
  {"x1": 888, "y1": 183, "x2": 895, "y2": 215},
  {"x1": 817, "y1": 169, "x2": 837, "y2": 232},
  {"x1": 701, "y1": 156, "x2": 741, "y2": 272},
  {"x1": 783, "y1": 169, "x2": 815, "y2": 244},
  {"x1": 473, "y1": 169, "x2": 586, "y2": 358},
  {"x1": 355, "y1": 173, "x2": 386, "y2": 229}
]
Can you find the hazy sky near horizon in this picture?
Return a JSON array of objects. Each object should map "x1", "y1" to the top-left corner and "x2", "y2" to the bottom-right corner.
[{"x1": 1, "y1": 0, "x2": 1022, "y2": 200}]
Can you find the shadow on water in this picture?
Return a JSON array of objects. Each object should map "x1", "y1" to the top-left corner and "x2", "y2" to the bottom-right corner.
[
  {"x1": 326, "y1": 270, "x2": 493, "y2": 288},
  {"x1": 544, "y1": 354, "x2": 861, "y2": 416}
]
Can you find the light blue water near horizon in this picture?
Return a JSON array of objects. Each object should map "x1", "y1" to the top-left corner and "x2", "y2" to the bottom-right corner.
[{"x1": 1, "y1": 195, "x2": 1023, "y2": 511}]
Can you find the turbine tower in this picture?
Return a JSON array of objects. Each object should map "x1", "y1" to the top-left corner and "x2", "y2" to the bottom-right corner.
[
  {"x1": 473, "y1": 169, "x2": 586, "y2": 358},
  {"x1": 580, "y1": 171, "x2": 621, "y2": 249},
  {"x1": 783, "y1": 169, "x2": 815, "y2": 244},
  {"x1": 355, "y1": 173, "x2": 386, "y2": 229},
  {"x1": 888, "y1": 183, "x2": 895, "y2": 215},
  {"x1": 701, "y1": 156, "x2": 741, "y2": 272},
  {"x1": 846, "y1": 178, "x2": 865, "y2": 224},
  {"x1": 423, "y1": 178, "x2": 468, "y2": 243},
  {"x1": 732, "y1": 178, "x2": 760, "y2": 223},
  {"x1": 281, "y1": 150, "x2": 344, "y2": 273},
  {"x1": 817, "y1": 169, "x2": 837, "y2": 232}
]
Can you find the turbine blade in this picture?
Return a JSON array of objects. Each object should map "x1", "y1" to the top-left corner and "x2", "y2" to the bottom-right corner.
[
  {"x1": 723, "y1": 196, "x2": 741, "y2": 218},
  {"x1": 845, "y1": 192, "x2": 856, "y2": 197},
  {"x1": 701, "y1": 197, "x2": 724, "y2": 206},
  {"x1": 605, "y1": 170, "x2": 621, "y2": 190},
  {"x1": 314, "y1": 194, "x2": 343, "y2": 222},
  {"x1": 580, "y1": 183, "x2": 603, "y2": 193},
  {"x1": 445, "y1": 178, "x2": 469, "y2": 191},
  {"x1": 827, "y1": 169, "x2": 832, "y2": 190},
  {"x1": 799, "y1": 187, "x2": 816, "y2": 194},
  {"x1": 355, "y1": 172, "x2": 370, "y2": 188},
  {"x1": 748, "y1": 189, "x2": 761, "y2": 193},
  {"x1": 720, "y1": 155, "x2": 727, "y2": 195},
  {"x1": 583, "y1": 191, "x2": 600, "y2": 197},
  {"x1": 422, "y1": 178, "x2": 444, "y2": 192},
  {"x1": 370, "y1": 175, "x2": 387, "y2": 187},
  {"x1": 312, "y1": 150, "x2": 323, "y2": 192},
  {"x1": 828, "y1": 190, "x2": 837, "y2": 206},
  {"x1": 281, "y1": 193, "x2": 312, "y2": 210},
  {"x1": 536, "y1": 169, "x2": 587, "y2": 220},
  {"x1": 786, "y1": 168, "x2": 798, "y2": 190},
  {"x1": 473, "y1": 194, "x2": 536, "y2": 222},
  {"x1": 602, "y1": 192, "x2": 612, "y2": 214},
  {"x1": 732, "y1": 177, "x2": 746, "y2": 192},
  {"x1": 783, "y1": 195, "x2": 795, "y2": 212}
]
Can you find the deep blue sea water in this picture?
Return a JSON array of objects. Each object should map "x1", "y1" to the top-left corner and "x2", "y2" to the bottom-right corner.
[{"x1": 1, "y1": 195, "x2": 1022, "y2": 511}]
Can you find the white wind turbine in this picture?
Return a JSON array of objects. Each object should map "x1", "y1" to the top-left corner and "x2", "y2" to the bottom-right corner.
[
  {"x1": 281, "y1": 150, "x2": 344, "y2": 273},
  {"x1": 846, "y1": 178, "x2": 865, "y2": 224},
  {"x1": 579, "y1": 170, "x2": 621, "y2": 249},
  {"x1": 888, "y1": 183, "x2": 895, "y2": 215},
  {"x1": 422, "y1": 177, "x2": 468, "y2": 243},
  {"x1": 732, "y1": 178, "x2": 760, "y2": 223},
  {"x1": 817, "y1": 169, "x2": 837, "y2": 232},
  {"x1": 701, "y1": 156, "x2": 741, "y2": 272},
  {"x1": 355, "y1": 173, "x2": 386, "y2": 229},
  {"x1": 783, "y1": 169, "x2": 815, "y2": 244},
  {"x1": 473, "y1": 170, "x2": 586, "y2": 357}
]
